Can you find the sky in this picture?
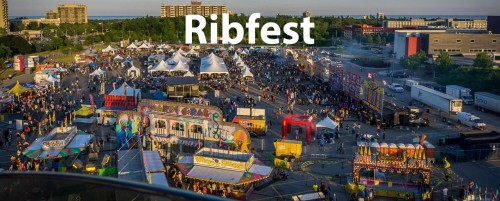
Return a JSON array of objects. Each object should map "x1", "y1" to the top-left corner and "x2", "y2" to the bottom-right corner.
[{"x1": 9, "y1": 0, "x2": 500, "y2": 16}]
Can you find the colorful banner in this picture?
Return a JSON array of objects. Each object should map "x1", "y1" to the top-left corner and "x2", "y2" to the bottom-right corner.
[{"x1": 361, "y1": 80, "x2": 384, "y2": 115}]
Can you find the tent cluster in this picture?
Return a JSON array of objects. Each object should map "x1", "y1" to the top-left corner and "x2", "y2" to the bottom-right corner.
[
  {"x1": 232, "y1": 53, "x2": 253, "y2": 78},
  {"x1": 173, "y1": 48, "x2": 199, "y2": 57},
  {"x1": 200, "y1": 53, "x2": 229, "y2": 75}
]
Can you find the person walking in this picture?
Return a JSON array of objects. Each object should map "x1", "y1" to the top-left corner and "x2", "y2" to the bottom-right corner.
[{"x1": 442, "y1": 186, "x2": 449, "y2": 201}]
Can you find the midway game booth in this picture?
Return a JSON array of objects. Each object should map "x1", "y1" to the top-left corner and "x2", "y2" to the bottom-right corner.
[
  {"x1": 176, "y1": 147, "x2": 272, "y2": 200},
  {"x1": 105, "y1": 82, "x2": 141, "y2": 110},
  {"x1": 23, "y1": 126, "x2": 92, "y2": 172},
  {"x1": 115, "y1": 99, "x2": 252, "y2": 157},
  {"x1": 281, "y1": 114, "x2": 315, "y2": 144},
  {"x1": 348, "y1": 135, "x2": 435, "y2": 200}
]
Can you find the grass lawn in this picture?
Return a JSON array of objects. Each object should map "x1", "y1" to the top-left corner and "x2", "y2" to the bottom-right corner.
[{"x1": 0, "y1": 68, "x2": 23, "y2": 80}]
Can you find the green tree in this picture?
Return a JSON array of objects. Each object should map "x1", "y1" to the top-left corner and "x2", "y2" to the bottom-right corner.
[
  {"x1": 414, "y1": 50, "x2": 428, "y2": 64},
  {"x1": 0, "y1": 45, "x2": 12, "y2": 59},
  {"x1": 473, "y1": 52, "x2": 493, "y2": 68},
  {"x1": 0, "y1": 35, "x2": 31, "y2": 55},
  {"x1": 434, "y1": 52, "x2": 453, "y2": 73},
  {"x1": 373, "y1": 34, "x2": 381, "y2": 44},
  {"x1": 400, "y1": 56, "x2": 420, "y2": 76},
  {"x1": 365, "y1": 34, "x2": 373, "y2": 44}
]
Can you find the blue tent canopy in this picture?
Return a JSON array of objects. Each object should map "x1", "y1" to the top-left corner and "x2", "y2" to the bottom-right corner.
[
  {"x1": 152, "y1": 90, "x2": 166, "y2": 100},
  {"x1": 89, "y1": 62, "x2": 97, "y2": 67},
  {"x1": 123, "y1": 58, "x2": 133, "y2": 63}
]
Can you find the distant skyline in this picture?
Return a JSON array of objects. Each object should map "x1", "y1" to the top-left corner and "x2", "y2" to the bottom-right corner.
[{"x1": 9, "y1": 0, "x2": 500, "y2": 17}]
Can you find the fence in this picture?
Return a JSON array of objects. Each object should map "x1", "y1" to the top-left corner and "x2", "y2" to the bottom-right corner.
[{"x1": 445, "y1": 148, "x2": 500, "y2": 162}]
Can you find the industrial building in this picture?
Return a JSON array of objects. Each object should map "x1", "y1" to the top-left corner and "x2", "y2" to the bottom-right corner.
[
  {"x1": 393, "y1": 30, "x2": 497, "y2": 59},
  {"x1": 383, "y1": 18, "x2": 487, "y2": 29},
  {"x1": 343, "y1": 24, "x2": 395, "y2": 40}
]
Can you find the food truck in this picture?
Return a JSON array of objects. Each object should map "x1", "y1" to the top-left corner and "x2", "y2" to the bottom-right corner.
[{"x1": 232, "y1": 108, "x2": 267, "y2": 136}]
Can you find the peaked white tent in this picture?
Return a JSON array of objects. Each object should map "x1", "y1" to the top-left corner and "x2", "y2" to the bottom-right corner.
[
  {"x1": 45, "y1": 76, "x2": 57, "y2": 83},
  {"x1": 102, "y1": 45, "x2": 117, "y2": 53},
  {"x1": 127, "y1": 43, "x2": 138, "y2": 49},
  {"x1": 149, "y1": 60, "x2": 170, "y2": 73},
  {"x1": 167, "y1": 54, "x2": 191, "y2": 64},
  {"x1": 89, "y1": 68, "x2": 105, "y2": 76},
  {"x1": 201, "y1": 53, "x2": 225, "y2": 65},
  {"x1": 138, "y1": 43, "x2": 150, "y2": 49},
  {"x1": 174, "y1": 48, "x2": 186, "y2": 56},
  {"x1": 184, "y1": 71, "x2": 195, "y2": 77},
  {"x1": 169, "y1": 61, "x2": 190, "y2": 72},
  {"x1": 109, "y1": 82, "x2": 141, "y2": 97},
  {"x1": 127, "y1": 64, "x2": 141, "y2": 78},
  {"x1": 200, "y1": 62, "x2": 229, "y2": 74},
  {"x1": 232, "y1": 53, "x2": 240, "y2": 61},
  {"x1": 114, "y1": 55, "x2": 124, "y2": 61},
  {"x1": 235, "y1": 57, "x2": 245, "y2": 65},
  {"x1": 241, "y1": 67, "x2": 254, "y2": 77},
  {"x1": 316, "y1": 117, "x2": 339, "y2": 130},
  {"x1": 186, "y1": 49, "x2": 199, "y2": 56}
]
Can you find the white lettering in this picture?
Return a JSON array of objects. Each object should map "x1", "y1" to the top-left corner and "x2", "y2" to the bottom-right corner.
[
  {"x1": 246, "y1": 13, "x2": 260, "y2": 44},
  {"x1": 222, "y1": 13, "x2": 244, "y2": 44},
  {"x1": 185, "y1": 15, "x2": 207, "y2": 44},
  {"x1": 301, "y1": 17, "x2": 315, "y2": 44},
  {"x1": 210, "y1": 14, "x2": 218, "y2": 44},
  {"x1": 283, "y1": 22, "x2": 299, "y2": 44},
  {"x1": 261, "y1": 22, "x2": 280, "y2": 45}
]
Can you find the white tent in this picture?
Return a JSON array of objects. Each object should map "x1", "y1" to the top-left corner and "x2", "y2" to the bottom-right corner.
[
  {"x1": 127, "y1": 43, "x2": 138, "y2": 49},
  {"x1": 109, "y1": 82, "x2": 141, "y2": 99},
  {"x1": 169, "y1": 61, "x2": 190, "y2": 72},
  {"x1": 174, "y1": 48, "x2": 186, "y2": 56},
  {"x1": 201, "y1": 53, "x2": 224, "y2": 65},
  {"x1": 127, "y1": 64, "x2": 141, "y2": 78},
  {"x1": 186, "y1": 49, "x2": 199, "y2": 56},
  {"x1": 184, "y1": 71, "x2": 195, "y2": 77},
  {"x1": 138, "y1": 43, "x2": 150, "y2": 49},
  {"x1": 316, "y1": 117, "x2": 339, "y2": 130},
  {"x1": 200, "y1": 62, "x2": 229, "y2": 74},
  {"x1": 89, "y1": 68, "x2": 106, "y2": 76},
  {"x1": 232, "y1": 53, "x2": 240, "y2": 61},
  {"x1": 167, "y1": 54, "x2": 191, "y2": 64},
  {"x1": 241, "y1": 67, "x2": 254, "y2": 77},
  {"x1": 148, "y1": 54, "x2": 165, "y2": 62},
  {"x1": 45, "y1": 76, "x2": 57, "y2": 83},
  {"x1": 114, "y1": 55, "x2": 124, "y2": 61},
  {"x1": 149, "y1": 60, "x2": 170, "y2": 73},
  {"x1": 235, "y1": 57, "x2": 245, "y2": 65},
  {"x1": 102, "y1": 45, "x2": 117, "y2": 53}
]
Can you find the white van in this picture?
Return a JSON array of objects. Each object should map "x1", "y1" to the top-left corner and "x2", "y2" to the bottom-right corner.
[
  {"x1": 405, "y1": 79, "x2": 419, "y2": 90},
  {"x1": 457, "y1": 112, "x2": 486, "y2": 130}
]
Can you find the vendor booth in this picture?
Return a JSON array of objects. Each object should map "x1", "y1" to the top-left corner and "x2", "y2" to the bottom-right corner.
[
  {"x1": 176, "y1": 148, "x2": 272, "y2": 200},
  {"x1": 7, "y1": 81, "x2": 32, "y2": 96},
  {"x1": 351, "y1": 135, "x2": 434, "y2": 200},
  {"x1": 127, "y1": 64, "x2": 141, "y2": 79},
  {"x1": 105, "y1": 82, "x2": 141, "y2": 110},
  {"x1": 23, "y1": 127, "x2": 92, "y2": 172},
  {"x1": 240, "y1": 68, "x2": 254, "y2": 81}
]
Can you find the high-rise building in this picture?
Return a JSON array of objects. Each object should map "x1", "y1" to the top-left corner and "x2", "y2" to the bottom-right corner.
[
  {"x1": 303, "y1": 10, "x2": 311, "y2": 18},
  {"x1": 0, "y1": 0, "x2": 8, "y2": 31},
  {"x1": 377, "y1": 12, "x2": 385, "y2": 19},
  {"x1": 46, "y1": 10, "x2": 58, "y2": 19},
  {"x1": 161, "y1": 1, "x2": 231, "y2": 18},
  {"x1": 57, "y1": 4, "x2": 88, "y2": 24}
]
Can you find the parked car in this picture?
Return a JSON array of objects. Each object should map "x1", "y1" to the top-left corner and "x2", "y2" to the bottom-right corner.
[{"x1": 388, "y1": 83, "x2": 404, "y2": 93}]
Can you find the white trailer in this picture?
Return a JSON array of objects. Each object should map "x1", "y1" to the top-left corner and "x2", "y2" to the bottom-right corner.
[
  {"x1": 474, "y1": 92, "x2": 500, "y2": 114},
  {"x1": 411, "y1": 85, "x2": 463, "y2": 114},
  {"x1": 446, "y1": 85, "x2": 474, "y2": 105}
]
